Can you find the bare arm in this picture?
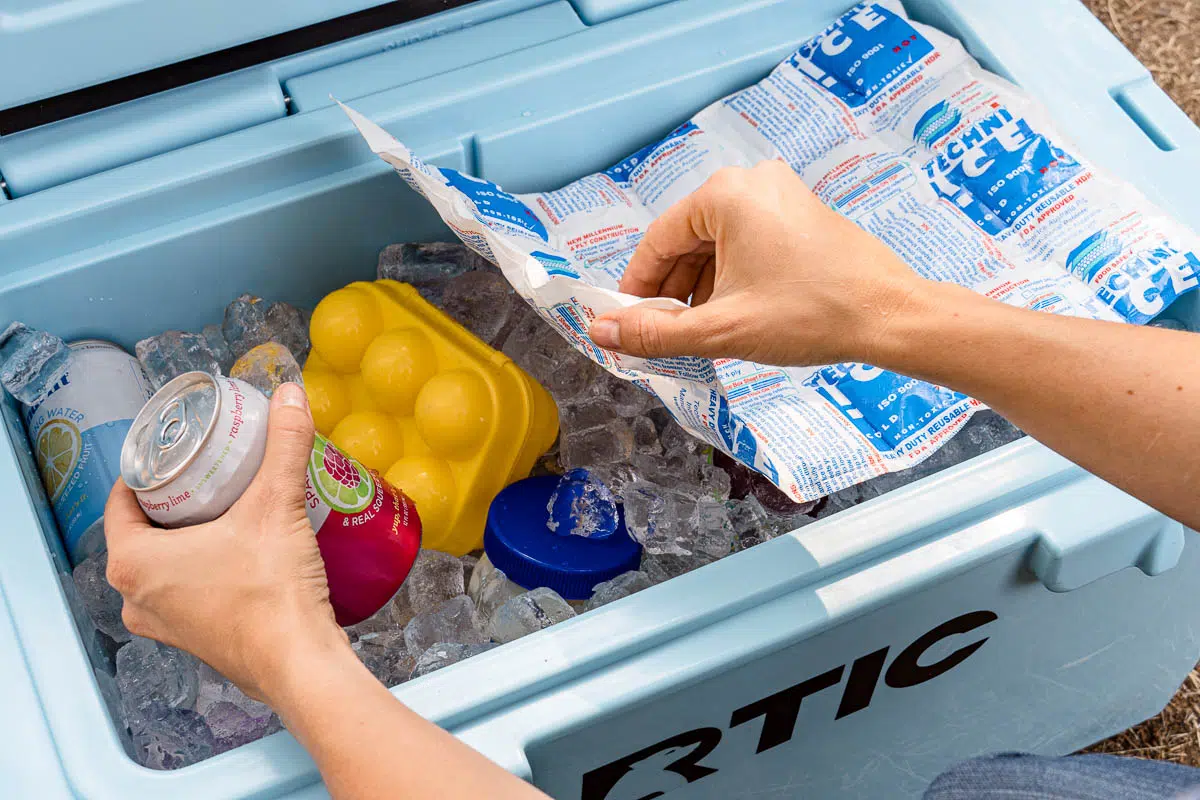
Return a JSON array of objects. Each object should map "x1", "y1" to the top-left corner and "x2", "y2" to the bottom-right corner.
[
  {"x1": 588, "y1": 161, "x2": 1200, "y2": 529},
  {"x1": 105, "y1": 385, "x2": 548, "y2": 800},
  {"x1": 875, "y1": 282, "x2": 1200, "y2": 528},
  {"x1": 262, "y1": 635, "x2": 543, "y2": 800}
]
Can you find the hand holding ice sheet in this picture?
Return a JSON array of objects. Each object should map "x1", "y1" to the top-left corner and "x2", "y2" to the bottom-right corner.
[
  {"x1": 343, "y1": 0, "x2": 1200, "y2": 502},
  {"x1": 588, "y1": 159, "x2": 924, "y2": 370}
]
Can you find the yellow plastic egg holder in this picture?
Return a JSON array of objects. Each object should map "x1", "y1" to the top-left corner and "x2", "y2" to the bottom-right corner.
[{"x1": 303, "y1": 280, "x2": 559, "y2": 556}]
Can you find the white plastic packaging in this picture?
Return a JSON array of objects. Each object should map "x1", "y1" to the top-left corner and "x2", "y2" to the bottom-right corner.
[{"x1": 343, "y1": 0, "x2": 1200, "y2": 501}]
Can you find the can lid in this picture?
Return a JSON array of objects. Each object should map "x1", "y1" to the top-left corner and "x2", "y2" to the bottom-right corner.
[
  {"x1": 66, "y1": 339, "x2": 119, "y2": 350},
  {"x1": 484, "y1": 474, "x2": 642, "y2": 600},
  {"x1": 121, "y1": 372, "x2": 221, "y2": 492}
]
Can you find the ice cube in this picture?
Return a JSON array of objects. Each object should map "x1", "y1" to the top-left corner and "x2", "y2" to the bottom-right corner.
[
  {"x1": 403, "y1": 595, "x2": 487, "y2": 654},
  {"x1": 130, "y1": 704, "x2": 214, "y2": 770},
  {"x1": 378, "y1": 243, "x2": 492, "y2": 304},
  {"x1": 0, "y1": 323, "x2": 70, "y2": 405},
  {"x1": 586, "y1": 374, "x2": 656, "y2": 417},
  {"x1": 584, "y1": 571, "x2": 653, "y2": 611},
  {"x1": 404, "y1": 550, "x2": 467, "y2": 616},
  {"x1": 589, "y1": 462, "x2": 639, "y2": 497},
  {"x1": 344, "y1": 601, "x2": 402, "y2": 642},
  {"x1": 386, "y1": 585, "x2": 418, "y2": 630},
  {"x1": 409, "y1": 642, "x2": 499, "y2": 680},
  {"x1": 820, "y1": 480, "x2": 886, "y2": 517},
  {"x1": 630, "y1": 450, "x2": 706, "y2": 494},
  {"x1": 116, "y1": 637, "x2": 200, "y2": 722},
  {"x1": 640, "y1": 550, "x2": 718, "y2": 585},
  {"x1": 547, "y1": 468, "x2": 620, "y2": 539},
  {"x1": 955, "y1": 410, "x2": 1024, "y2": 454},
  {"x1": 620, "y1": 481, "x2": 697, "y2": 555},
  {"x1": 546, "y1": 355, "x2": 605, "y2": 404},
  {"x1": 352, "y1": 630, "x2": 416, "y2": 687},
  {"x1": 504, "y1": 315, "x2": 601, "y2": 402},
  {"x1": 688, "y1": 497, "x2": 738, "y2": 559},
  {"x1": 222, "y1": 294, "x2": 311, "y2": 361},
  {"x1": 561, "y1": 396, "x2": 617, "y2": 437},
  {"x1": 460, "y1": 554, "x2": 479, "y2": 587},
  {"x1": 229, "y1": 342, "x2": 303, "y2": 397},
  {"x1": 93, "y1": 630, "x2": 124, "y2": 677},
  {"x1": 660, "y1": 421, "x2": 704, "y2": 456},
  {"x1": 487, "y1": 587, "x2": 576, "y2": 644},
  {"x1": 646, "y1": 406, "x2": 674, "y2": 433},
  {"x1": 58, "y1": 571, "x2": 115, "y2": 674},
  {"x1": 195, "y1": 663, "x2": 272, "y2": 722},
  {"x1": 699, "y1": 464, "x2": 732, "y2": 501},
  {"x1": 561, "y1": 419, "x2": 635, "y2": 469},
  {"x1": 631, "y1": 415, "x2": 662, "y2": 455},
  {"x1": 264, "y1": 302, "x2": 312, "y2": 364},
  {"x1": 73, "y1": 550, "x2": 131, "y2": 643},
  {"x1": 728, "y1": 496, "x2": 771, "y2": 549},
  {"x1": 816, "y1": 411, "x2": 1026, "y2": 518},
  {"x1": 220, "y1": 294, "x2": 267, "y2": 357},
  {"x1": 713, "y1": 451, "x2": 754, "y2": 501},
  {"x1": 136, "y1": 331, "x2": 224, "y2": 389},
  {"x1": 201, "y1": 324, "x2": 234, "y2": 375},
  {"x1": 92, "y1": 671, "x2": 130, "y2": 743},
  {"x1": 203, "y1": 701, "x2": 272, "y2": 754},
  {"x1": 469, "y1": 563, "x2": 524, "y2": 625},
  {"x1": 441, "y1": 270, "x2": 524, "y2": 349}
]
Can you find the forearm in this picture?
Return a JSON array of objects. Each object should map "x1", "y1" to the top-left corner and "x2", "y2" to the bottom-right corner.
[
  {"x1": 264, "y1": 636, "x2": 548, "y2": 800},
  {"x1": 871, "y1": 281, "x2": 1200, "y2": 529}
]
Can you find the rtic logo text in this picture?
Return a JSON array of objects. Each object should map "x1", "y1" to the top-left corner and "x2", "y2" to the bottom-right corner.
[{"x1": 580, "y1": 610, "x2": 997, "y2": 800}]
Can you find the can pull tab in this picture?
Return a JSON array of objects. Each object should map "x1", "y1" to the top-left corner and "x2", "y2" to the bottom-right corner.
[
  {"x1": 157, "y1": 398, "x2": 189, "y2": 450},
  {"x1": 148, "y1": 396, "x2": 195, "y2": 478}
]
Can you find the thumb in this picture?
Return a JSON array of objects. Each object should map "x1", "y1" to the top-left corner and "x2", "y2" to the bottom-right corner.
[
  {"x1": 248, "y1": 383, "x2": 315, "y2": 512},
  {"x1": 590, "y1": 303, "x2": 734, "y2": 359}
]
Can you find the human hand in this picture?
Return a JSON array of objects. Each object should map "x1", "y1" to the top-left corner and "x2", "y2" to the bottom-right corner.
[
  {"x1": 104, "y1": 383, "x2": 348, "y2": 704},
  {"x1": 588, "y1": 160, "x2": 938, "y2": 367}
]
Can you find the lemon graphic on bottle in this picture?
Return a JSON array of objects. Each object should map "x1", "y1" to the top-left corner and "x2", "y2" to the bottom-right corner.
[
  {"x1": 310, "y1": 434, "x2": 374, "y2": 514},
  {"x1": 36, "y1": 419, "x2": 81, "y2": 502}
]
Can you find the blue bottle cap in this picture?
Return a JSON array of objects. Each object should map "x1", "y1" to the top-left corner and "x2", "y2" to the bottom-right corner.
[{"x1": 485, "y1": 474, "x2": 642, "y2": 601}]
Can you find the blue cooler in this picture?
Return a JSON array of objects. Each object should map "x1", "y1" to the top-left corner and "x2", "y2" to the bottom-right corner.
[{"x1": 2, "y1": 1, "x2": 1199, "y2": 797}]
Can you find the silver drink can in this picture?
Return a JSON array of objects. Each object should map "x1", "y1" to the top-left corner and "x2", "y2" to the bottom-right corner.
[
  {"x1": 121, "y1": 372, "x2": 269, "y2": 527},
  {"x1": 120, "y1": 372, "x2": 424, "y2": 626},
  {"x1": 23, "y1": 339, "x2": 153, "y2": 563}
]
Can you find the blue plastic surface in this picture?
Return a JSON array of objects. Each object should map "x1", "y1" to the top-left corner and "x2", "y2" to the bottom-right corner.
[
  {"x1": 485, "y1": 474, "x2": 641, "y2": 599},
  {"x1": 0, "y1": 1, "x2": 1198, "y2": 797},
  {"x1": 285, "y1": 1, "x2": 586, "y2": 112},
  {"x1": 0, "y1": 0, "x2": 392, "y2": 111},
  {"x1": 567, "y1": 0, "x2": 674, "y2": 25},
  {"x1": 0, "y1": 69, "x2": 287, "y2": 197}
]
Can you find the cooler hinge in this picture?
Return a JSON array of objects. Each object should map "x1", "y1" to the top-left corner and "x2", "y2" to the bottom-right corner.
[{"x1": 0, "y1": 70, "x2": 288, "y2": 198}]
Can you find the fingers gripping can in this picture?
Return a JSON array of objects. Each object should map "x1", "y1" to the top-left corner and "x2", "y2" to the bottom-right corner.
[{"x1": 120, "y1": 372, "x2": 422, "y2": 626}]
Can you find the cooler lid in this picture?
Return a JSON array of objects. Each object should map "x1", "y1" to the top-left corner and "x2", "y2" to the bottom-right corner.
[{"x1": 0, "y1": 0, "x2": 401, "y2": 113}]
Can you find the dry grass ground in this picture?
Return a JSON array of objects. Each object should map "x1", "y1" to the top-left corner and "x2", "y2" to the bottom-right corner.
[
  {"x1": 1078, "y1": 0, "x2": 1200, "y2": 765},
  {"x1": 1085, "y1": 0, "x2": 1200, "y2": 123}
]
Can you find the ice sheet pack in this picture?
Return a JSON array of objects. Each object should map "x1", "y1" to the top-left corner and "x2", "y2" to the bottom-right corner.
[{"x1": 343, "y1": 0, "x2": 1200, "y2": 502}]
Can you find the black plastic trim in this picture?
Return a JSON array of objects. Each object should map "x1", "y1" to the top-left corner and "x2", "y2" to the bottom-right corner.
[{"x1": 0, "y1": 0, "x2": 480, "y2": 136}]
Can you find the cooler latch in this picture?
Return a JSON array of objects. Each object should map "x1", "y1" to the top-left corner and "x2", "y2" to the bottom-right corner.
[{"x1": 1027, "y1": 481, "x2": 1185, "y2": 593}]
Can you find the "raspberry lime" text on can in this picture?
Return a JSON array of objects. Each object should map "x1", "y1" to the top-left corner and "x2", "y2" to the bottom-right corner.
[
  {"x1": 120, "y1": 372, "x2": 422, "y2": 625},
  {"x1": 23, "y1": 340, "x2": 153, "y2": 564}
]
